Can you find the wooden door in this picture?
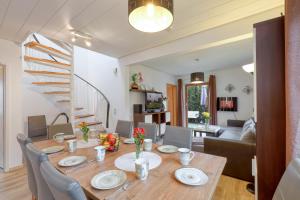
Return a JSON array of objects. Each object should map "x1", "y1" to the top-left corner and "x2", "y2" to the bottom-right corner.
[
  {"x1": 167, "y1": 84, "x2": 177, "y2": 126},
  {"x1": 255, "y1": 17, "x2": 285, "y2": 200}
]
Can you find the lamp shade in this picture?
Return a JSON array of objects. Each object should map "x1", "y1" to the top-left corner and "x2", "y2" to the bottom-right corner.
[
  {"x1": 128, "y1": 0, "x2": 174, "y2": 33},
  {"x1": 191, "y1": 72, "x2": 204, "y2": 83}
]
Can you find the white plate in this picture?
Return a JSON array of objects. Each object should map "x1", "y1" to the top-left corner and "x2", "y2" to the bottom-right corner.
[
  {"x1": 42, "y1": 146, "x2": 64, "y2": 154},
  {"x1": 175, "y1": 168, "x2": 209, "y2": 186},
  {"x1": 91, "y1": 170, "x2": 127, "y2": 190},
  {"x1": 64, "y1": 135, "x2": 76, "y2": 140},
  {"x1": 123, "y1": 138, "x2": 134, "y2": 144},
  {"x1": 157, "y1": 145, "x2": 178, "y2": 153},
  {"x1": 58, "y1": 156, "x2": 87, "y2": 167}
]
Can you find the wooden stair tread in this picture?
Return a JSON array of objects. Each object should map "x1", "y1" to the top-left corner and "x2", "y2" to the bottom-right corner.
[
  {"x1": 57, "y1": 100, "x2": 70, "y2": 103},
  {"x1": 24, "y1": 41, "x2": 71, "y2": 61},
  {"x1": 76, "y1": 121, "x2": 102, "y2": 128},
  {"x1": 75, "y1": 114, "x2": 95, "y2": 119},
  {"x1": 74, "y1": 107, "x2": 84, "y2": 111},
  {"x1": 32, "y1": 82, "x2": 70, "y2": 85},
  {"x1": 24, "y1": 70, "x2": 71, "y2": 78},
  {"x1": 24, "y1": 56, "x2": 71, "y2": 71},
  {"x1": 44, "y1": 91, "x2": 70, "y2": 95}
]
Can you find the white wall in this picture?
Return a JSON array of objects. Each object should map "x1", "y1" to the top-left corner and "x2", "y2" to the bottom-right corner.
[
  {"x1": 129, "y1": 64, "x2": 177, "y2": 119},
  {"x1": 74, "y1": 46, "x2": 130, "y2": 132},
  {"x1": 0, "y1": 39, "x2": 23, "y2": 170},
  {"x1": 180, "y1": 66, "x2": 254, "y2": 126}
]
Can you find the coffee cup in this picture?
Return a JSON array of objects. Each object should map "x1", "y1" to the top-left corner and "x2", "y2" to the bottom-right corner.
[
  {"x1": 178, "y1": 148, "x2": 195, "y2": 166},
  {"x1": 94, "y1": 146, "x2": 106, "y2": 162},
  {"x1": 144, "y1": 139, "x2": 153, "y2": 151},
  {"x1": 66, "y1": 139, "x2": 77, "y2": 152},
  {"x1": 53, "y1": 133, "x2": 64, "y2": 143}
]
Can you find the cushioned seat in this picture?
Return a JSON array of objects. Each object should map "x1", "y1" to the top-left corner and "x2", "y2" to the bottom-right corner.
[
  {"x1": 163, "y1": 126, "x2": 193, "y2": 149},
  {"x1": 219, "y1": 129, "x2": 242, "y2": 140},
  {"x1": 115, "y1": 120, "x2": 133, "y2": 138}
]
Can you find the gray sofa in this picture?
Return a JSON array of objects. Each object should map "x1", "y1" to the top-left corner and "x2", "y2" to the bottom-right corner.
[{"x1": 204, "y1": 119, "x2": 256, "y2": 182}]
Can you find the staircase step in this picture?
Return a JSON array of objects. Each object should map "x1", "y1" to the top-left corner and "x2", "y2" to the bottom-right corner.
[
  {"x1": 44, "y1": 91, "x2": 70, "y2": 96},
  {"x1": 24, "y1": 70, "x2": 71, "y2": 79},
  {"x1": 76, "y1": 121, "x2": 102, "y2": 128},
  {"x1": 24, "y1": 56, "x2": 71, "y2": 71},
  {"x1": 24, "y1": 41, "x2": 72, "y2": 61},
  {"x1": 74, "y1": 107, "x2": 84, "y2": 111},
  {"x1": 32, "y1": 81, "x2": 70, "y2": 88},
  {"x1": 75, "y1": 114, "x2": 95, "y2": 119},
  {"x1": 57, "y1": 100, "x2": 70, "y2": 103}
]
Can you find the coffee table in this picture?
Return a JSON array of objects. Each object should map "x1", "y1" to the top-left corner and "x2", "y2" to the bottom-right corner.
[{"x1": 193, "y1": 124, "x2": 221, "y2": 137}]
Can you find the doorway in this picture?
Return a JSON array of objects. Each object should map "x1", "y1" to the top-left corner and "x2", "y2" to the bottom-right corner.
[
  {"x1": 167, "y1": 84, "x2": 177, "y2": 126},
  {"x1": 0, "y1": 65, "x2": 4, "y2": 169},
  {"x1": 185, "y1": 83, "x2": 209, "y2": 128}
]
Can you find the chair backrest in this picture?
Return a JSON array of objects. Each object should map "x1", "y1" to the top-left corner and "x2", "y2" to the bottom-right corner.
[
  {"x1": 48, "y1": 123, "x2": 74, "y2": 139},
  {"x1": 138, "y1": 122, "x2": 157, "y2": 142},
  {"x1": 115, "y1": 120, "x2": 133, "y2": 138},
  {"x1": 40, "y1": 160, "x2": 87, "y2": 200},
  {"x1": 26, "y1": 143, "x2": 54, "y2": 200},
  {"x1": 163, "y1": 125, "x2": 193, "y2": 149},
  {"x1": 28, "y1": 115, "x2": 47, "y2": 139},
  {"x1": 16, "y1": 134, "x2": 37, "y2": 197},
  {"x1": 273, "y1": 158, "x2": 300, "y2": 200}
]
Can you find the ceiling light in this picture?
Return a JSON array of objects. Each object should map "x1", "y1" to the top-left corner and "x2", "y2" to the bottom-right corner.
[
  {"x1": 191, "y1": 72, "x2": 204, "y2": 84},
  {"x1": 242, "y1": 63, "x2": 254, "y2": 74},
  {"x1": 85, "y1": 40, "x2": 91, "y2": 47},
  {"x1": 69, "y1": 30, "x2": 92, "y2": 40},
  {"x1": 71, "y1": 36, "x2": 76, "y2": 42},
  {"x1": 128, "y1": 0, "x2": 174, "y2": 33}
]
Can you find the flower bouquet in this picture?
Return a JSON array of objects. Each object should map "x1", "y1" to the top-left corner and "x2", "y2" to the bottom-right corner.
[
  {"x1": 133, "y1": 128, "x2": 145, "y2": 159},
  {"x1": 202, "y1": 112, "x2": 211, "y2": 130},
  {"x1": 99, "y1": 133, "x2": 120, "y2": 152}
]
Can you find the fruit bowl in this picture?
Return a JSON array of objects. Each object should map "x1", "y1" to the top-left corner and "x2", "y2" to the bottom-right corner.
[{"x1": 98, "y1": 133, "x2": 120, "y2": 152}]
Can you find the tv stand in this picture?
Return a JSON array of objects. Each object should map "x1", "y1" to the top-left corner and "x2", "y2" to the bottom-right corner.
[{"x1": 133, "y1": 111, "x2": 171, "y2": 140}]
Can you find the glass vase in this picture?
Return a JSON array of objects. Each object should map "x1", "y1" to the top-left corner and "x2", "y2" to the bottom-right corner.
[
  {"x1": 205, "y1": 119, "x2": 209, "y2": 130},
  {"x1": 135, "y1": 144, "x2": 142, "y2": 160},
  {"x1": 83, "y1": 132, "x2": 89, "y2": 143}
]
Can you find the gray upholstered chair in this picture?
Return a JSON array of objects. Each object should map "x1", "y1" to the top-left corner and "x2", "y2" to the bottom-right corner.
[
  {"x1": 28, "y1": 115, "x2": 48, "y2": 141},
  {"x1": 115, "y1": 120, "x2": 133, "y2": 138},
  {"x1": 40, "y1": 160, "x2": 87, "y2": 200},
  {"x1": 273, "y1": 158, "x2": 300, "y2": 200},
  {"x1": 16, "y1": 134, "x2": 37, "y2": 200},
  {"x1": 48, "y1": 123, "x2": 74, "y2": 139},
  {"x1": 26, "y1": 143, "x2": 54, "y2": 200},
  {"x1": 138, "y1": 122, "x2": 157, "y2": 142},
  {"x1": 163, "y1": 126, "x2": 193, "y2": 149}
]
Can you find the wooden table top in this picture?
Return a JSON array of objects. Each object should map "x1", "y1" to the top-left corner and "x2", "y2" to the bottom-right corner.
[{"x1": 34, "y1": 138, "x2": 226, "y2": 200}]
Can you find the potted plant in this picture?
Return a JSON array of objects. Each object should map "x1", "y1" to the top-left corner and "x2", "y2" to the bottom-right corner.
[
  {"x1": 133, "y1": 128, "x2": 145, "y2": 159},
  {"x1": 131, "y1": 72, "x2": 143, "y2": 90}
]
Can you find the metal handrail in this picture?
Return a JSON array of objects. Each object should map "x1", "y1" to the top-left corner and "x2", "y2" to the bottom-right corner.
[
  {"x1": 73, "y1": 74, "x2": 110, "y2": 128},
  {"x1": 51, "y1": 112, "x2": 69, "y2": 125},
  {"x1": 32, "y1": 33, "x2": 110, "y2": 128}
]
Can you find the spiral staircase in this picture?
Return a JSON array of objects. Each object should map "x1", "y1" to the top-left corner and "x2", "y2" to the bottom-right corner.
[{"x1": 23, "y1": 33, "x2": 110, "y2": 130}]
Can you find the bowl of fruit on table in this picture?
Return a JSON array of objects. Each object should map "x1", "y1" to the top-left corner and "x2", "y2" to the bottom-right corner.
[{"x1": 99, "y1": 133, "x2": 120, "y2": 152}]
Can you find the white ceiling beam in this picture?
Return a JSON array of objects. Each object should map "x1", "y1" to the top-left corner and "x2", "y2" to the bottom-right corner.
[{"x1": 119, "y1": 6, "x2": 283, "y2": 66}]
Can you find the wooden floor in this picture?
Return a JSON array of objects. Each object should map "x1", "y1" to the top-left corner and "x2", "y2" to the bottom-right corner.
[{"x1": 0, "y1": 167, "x2": 254, "y2": 200}]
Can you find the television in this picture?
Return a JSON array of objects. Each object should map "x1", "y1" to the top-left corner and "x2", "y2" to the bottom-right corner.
[
  {"x1": 217, "y1": 97, "x2": 238, "y2": 112},
  {"x1": 145, "y1": 92, "x2": 163, "y2": 112}
]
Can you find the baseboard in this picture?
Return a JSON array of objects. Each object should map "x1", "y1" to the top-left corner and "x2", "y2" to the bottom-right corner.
[{"x1": 7, "y1": 164, "x2": 24, "y2": 172}]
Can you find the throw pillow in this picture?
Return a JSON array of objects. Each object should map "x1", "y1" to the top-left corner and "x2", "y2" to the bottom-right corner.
[{"x1": 240, "y1": 124, "x2": 256, "y2": 143}]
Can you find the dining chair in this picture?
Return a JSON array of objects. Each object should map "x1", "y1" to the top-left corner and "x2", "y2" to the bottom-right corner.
[
  {"x1": 273, "y1": 158, "x2": 300, "y2": 200},
  {"x1": 26, "y1": 143, "x2": 54, "y2": 200},
  {"x1": 16, "y1": 134, "x2": 38, "y2": 200},
  {"x1": 163, "y1": 125, "x2": 193, "y2": 149},
  {"x1": 138, "y1": 122, "x2": 157, "y2": 142},
  {"x1": 115, "y1": 120, "x2": 133, "y2": 138},
  {"x1": 28, "y1": 115, "x2": 48, "y2": 141},
  {"x1": 48, "y1": 123, "x2": 74, "y2": 139},
  {"x1": 40, "y1": 160, "x2": 87, "y2": 200}
]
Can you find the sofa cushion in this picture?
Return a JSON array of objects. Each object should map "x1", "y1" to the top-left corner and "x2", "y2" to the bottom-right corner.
[
  {"x1": 242, "y1": 118, "x2": 255, "y2": 132},
  {"x1": 240, "y1": 124, "x2": 256, "y2": 143},
  {"x1": 219, "y1": 128, "x2": 242, "y2": 141}
]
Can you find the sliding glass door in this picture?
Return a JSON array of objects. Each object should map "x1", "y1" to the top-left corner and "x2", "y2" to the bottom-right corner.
[{"x1": 185, "y1": 83, "x2": 209, "y2": 128}]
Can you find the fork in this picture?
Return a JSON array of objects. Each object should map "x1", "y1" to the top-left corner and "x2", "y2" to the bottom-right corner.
[{"x1": 104, "y1": 181, "x2": 131, "y2": 200}]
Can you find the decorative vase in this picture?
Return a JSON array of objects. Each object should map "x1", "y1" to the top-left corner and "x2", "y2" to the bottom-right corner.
[
  {"x1": 83, "y1": 132, "x2": 89, "y2": 143},
  {"x1": 135, "y1": 144, "x2": 142, "y2": 160},
  {"x1": 205, "y1": 119, "x2": 209, "y2": 130},
  {"x1": 131, "y1": 82, "x2": 139, "y2": 89}
]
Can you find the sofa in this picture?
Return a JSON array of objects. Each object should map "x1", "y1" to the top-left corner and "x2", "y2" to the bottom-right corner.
[{"x1": 204, "y1": 118, "x2": 256, "y2": 182}]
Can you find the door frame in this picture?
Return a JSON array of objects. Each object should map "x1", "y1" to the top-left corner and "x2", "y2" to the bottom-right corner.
[
  {"x1": 0, "y1": 63, "x2": 6, "y2": 171},
  {"x1": 185, "y1": 82, "x2": 208, "y2": 127}
]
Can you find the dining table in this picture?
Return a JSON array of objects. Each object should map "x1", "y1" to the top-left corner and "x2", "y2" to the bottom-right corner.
[{"x1": 34, "y1": 137, "x2": 226, "y2": 200}]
